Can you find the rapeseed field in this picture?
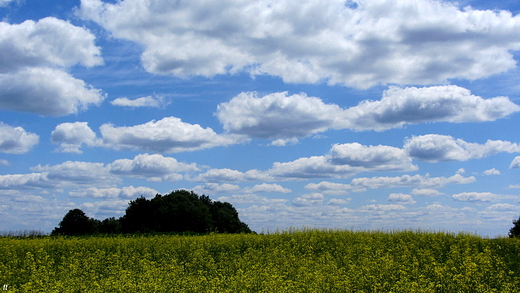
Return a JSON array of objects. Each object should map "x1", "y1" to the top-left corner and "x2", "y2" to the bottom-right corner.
[{"x1": 0, "y1": 229, "x2": 519, "y2": 292}]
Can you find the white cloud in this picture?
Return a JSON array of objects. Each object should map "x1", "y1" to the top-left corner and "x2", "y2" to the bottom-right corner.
[
  {"x1": 0, "y1": 159, "x2": 9, "y2": 166},
  {"x1": 193, "y1": 168, "x2": 270, "y2": 183},
  {"x1": 99, "y1": 116, "x2": 246, "y2": 153},
  {"x1": 327, "y1": 198, "x2": 350, "y2": 205},
  {"x1": 350, "y1": 173, "x2": 475, "y2": 190},
  {"x1": 242, "y1": 183, "x2": 291, "y2": 194},
  {"x1": 292, "y1": 193, "x2": 325, "y2": 206},
  {"x1": 305, "y1": 181, "x2": 354, "y2": 195},
  {"x1": 216, "y1": 87, "x2": 519, "y2": 141},
  {"x1": 411, "y1": 189, "x2": 444, "y2": 197},
  {"x1": 0, "y1": 17, "x2": 102, "y2": 71},
  {"x1": 108, "y1": 153, "x2": 198, "y2": 180},
  {"x1": 192, "y1": 183, "x2": 240, "y2": 194},
  {"x1": 270, "y1": 143, "x2": 417, "y2": 179},
  {"x1": 270, "y1": 156, "x2": 359, "y2": 179},
  {"x1": 0, "y1": 173, "x2": 53, "y2": 190},
  {"x1": 328, "y1": 143, "x2": 414, "y2": 170},
  {"x1": 31, "y1": 161, "x2": 118, "y2": 187},
  {"x1": 452, "y1": 192, "x2": 498, "y2": 202},
  {"x1": 51, "y1": 122, "x2": 99, "y2": 154},
  {"x1": 0, "y1": 123, "x2": 39, "y2": 154},
  {"x1": 483, "y1": 168, "x2": 501, "y2": 176},
  {"x1": 0, "y1": 67, "x2": 105, "y2": 116},
  {"x1": 269, "y1": 138, "x2": 299, "y2": 147},
  {"x1": 387, "y1": 193, "x2": 416, "y2": 204},
  {"x1": 404, "y1": 134, "x2": 520, "y2": 162},
  {"x1": 217, "y1": 194, "x2": 287, "y2": 205},
  {"x1": 217, "y1": 91, "x2": 342, "y2": 140},
  {"x1": 485, "y1": 203, "x2": 520, "y2": 212},
  {"x1": 0, "y1": 17, "x2": 105, "y2": 116},
  {"x1": 361, "y1": 204, "x2": 406, "y2": 211},
  {"x1": 78, "y1": 0, "x2": 520, "y2": 88},
  {"x1": 69, "y1": 186, "x2": 158, "y2": 199},
  {"x1": 344, "y1": 86, "x2": 520, "y2": 131},
  {"x1": 111, "y1": 95, "x2": 168, "y2": 108},
  {"x1": 511, "y1": 156, "x2": 520, "y2": 168}
]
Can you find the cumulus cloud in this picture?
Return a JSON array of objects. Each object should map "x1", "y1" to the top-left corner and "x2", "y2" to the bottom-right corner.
[
  {"x1": 328, "y1": 143, "x2": 414, "y2": 170},
  {"x1": 217, "y1": 92, "x2": 342, "y2": 140},
  {"x1": 111, "y1": 95, "x2": 168, "y2": 108},
  {"x1": 292, "y1": 193, "x2": 325, "y2": 206},
  {"x1": 452, "y1": 192, "x2": 499, "y2": 202},
  {"x1": 305, "y1": 181, "x2": 354, "y2": 195},
  {"x1": 0, "y1": 17, "x2": 105, "y2": 116},
  {"x1": 31, "y1": 161, "x2": 118, "y2": 187},
  {"x1": 485, "y1": 203, "x2": 520, "y2": 212},
  {"x1": 306, "y1": 173, "x2": 474, "y2": 194},
  {"x1": 0, "y1": 123, "x2": 39, "y2": 154},
  {"x1": 69, "y1": 186, "x2": 158, "y2": 198},
  {"x1": 344, "y1": 86, "x2": 520, "y2": 131},
  {"x1": 0, "y1": 173, "x2": 53, "y2": 190},
  {"x1": 405, "y1": 134, "x2": 520, "y2": 162},
  {"x1": 242, "y1": 183, "x2": 291, "y2": 194},
  {"x1": 78, "y1": 0, "x2": 520, "y2": 88},
  {"x1": 108, "y1": 153, "x2": 198, "y2": 180},
  {"x1": 51, "y1": 122, "x2": 99, "y2": 153},
  {"x1": 511, "y1": 156, "x2": 520, "y2": 168},
  {"x1": 191, "y1": 183, "x2": 240, "y2": 194},
  {"x1": 387, "y1": 193, "x2": 416, "y2": 204},
  {"x1": 216, "y1": 87, "x2": 519, "y2": 141},
  {"x1": 193, "y1": 168, "x2": 270, "y2": 183},
  {"x1": 361, "y1": 204, "x2": 406, "y2": 211},
  {"x1": 327, "y1": 198, "x2": 350, "y2": 206},
  {"x1": 99, "y1": 117, "x2": 246, "y2": 153},
  {"x1": 483, "y1": 168, "x2": 501, "y2": 176},
  {"x1": 411, "y1": 189, "x2": 444, "y2": 197},
  {"x1": 217, "y1": 194, "x2": 288, "y2": 205},
  {"x1": 0, "y1": 68, "x2": 105, "y2": 116},
  {"x1": 270, "y1": 143, "x2": 417, "y2": 179},
  {"x1": 350, "y1": 173, "x2": 475, "y2": 191}
]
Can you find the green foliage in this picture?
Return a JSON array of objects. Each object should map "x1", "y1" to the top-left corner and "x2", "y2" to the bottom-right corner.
[
  {"x1": 51, "y1": 209, "x2": 98, "y2": 236},
  {"x1": 52, "y1": 190, "x2": 251, "y2": 236},
  {"x1": 509, "y1": 216, "x2": 520, "y2": 238},
  {"x1": 1, "y1": 229, "x2": 519, "y2": 292},
  {"x1": 120, "y1": 190, "x2": 251, "y2": 234}
]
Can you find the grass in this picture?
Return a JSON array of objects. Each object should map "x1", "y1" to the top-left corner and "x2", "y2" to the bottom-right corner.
[{"x1": 0, "y1": 229, "x2": 519, "y2": 292}]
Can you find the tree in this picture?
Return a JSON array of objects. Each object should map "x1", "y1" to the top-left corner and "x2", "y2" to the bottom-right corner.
[
  {"x1": 51, "y1": 209, "x2": 98, "y2": 236},
  {"x1": 120, "y1": 190, "x2": 252, "y2": 234},
  {"x1": 52, "y1": 190, "x2": 253, "y2": 236},
  {"x1": 509, "y1": 215, "x2": 520, "y2": 238}
]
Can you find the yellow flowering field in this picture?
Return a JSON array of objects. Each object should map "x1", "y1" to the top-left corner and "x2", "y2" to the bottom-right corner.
[{"x1": 0, "y1": 229, "x2": 519, "y2": 292}]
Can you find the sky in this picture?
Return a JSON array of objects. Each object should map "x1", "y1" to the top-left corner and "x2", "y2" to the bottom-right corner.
[{"x1": 1, "y1": 0, "x2": 520, "y2": 237}]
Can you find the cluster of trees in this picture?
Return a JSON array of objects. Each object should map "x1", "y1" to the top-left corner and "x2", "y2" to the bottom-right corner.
[
  {"x1": 509, "y1": 216, "x2": 520, "y2": 238},
  {"x1": 52, "y1": 190, "x2": 252, "y2": 236}
]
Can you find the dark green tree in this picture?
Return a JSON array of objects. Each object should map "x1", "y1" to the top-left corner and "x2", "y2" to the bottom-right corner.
[
  {"x1": 509, "y1": 215, "x2": 520, "y2": 238},
  {"x1": 51, "y1": 209, "x2": 98, "y2": 236},
  {"x1": 99, "y1": 217, "x2": 121, "y2": 234},
  {"x1": 120, "y1": 190, "x2": 252, "y2": 234},
  {"x1": 53, "y1": 190, "x2": 252, "y2": 236}
]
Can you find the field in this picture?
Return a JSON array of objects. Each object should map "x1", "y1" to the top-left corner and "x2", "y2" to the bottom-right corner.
[{"x1": 0, "y1": 229, "x2": 519, "y2": 292}]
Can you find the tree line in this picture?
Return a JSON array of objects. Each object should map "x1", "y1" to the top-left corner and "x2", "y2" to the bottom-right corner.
[{"x1": 52, "y1": 190, "x2": 252, "y2": 235}]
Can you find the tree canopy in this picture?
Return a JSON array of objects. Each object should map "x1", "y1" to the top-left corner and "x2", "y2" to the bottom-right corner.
[
  {"x1": 52, "y1": 190, "x2": 251, "y2": 236},
  {"x1": 509, "y1": 215, "x2": 520, "y2": 238}
]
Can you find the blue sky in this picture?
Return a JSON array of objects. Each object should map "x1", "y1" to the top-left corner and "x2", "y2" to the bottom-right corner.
[{"x1": 1, "y1": 0, "x2": 520, "y2": 236}]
